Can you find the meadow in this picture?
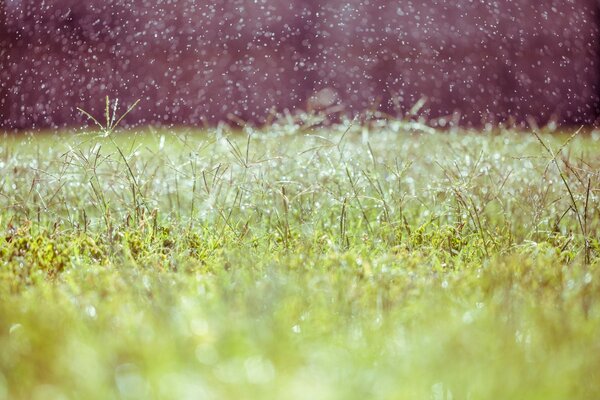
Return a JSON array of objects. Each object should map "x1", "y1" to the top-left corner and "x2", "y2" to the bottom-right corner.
[{"x1": 0, "y1": 119, "x2": 599, "y2": 399}]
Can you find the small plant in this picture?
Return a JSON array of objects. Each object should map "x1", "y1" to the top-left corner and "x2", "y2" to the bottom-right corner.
[
  {"x1": 77, "y1": 96, "x2": 140, "y2": 137},
  {"x1": 76, "y1": 97, "x2": 148, "y2": 228},
  {"x1": 532, "y1": 128, "x2": 595, "y2": 264}
]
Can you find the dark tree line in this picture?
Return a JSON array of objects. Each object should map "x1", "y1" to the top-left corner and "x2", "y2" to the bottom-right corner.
[
  {"x1": 0, "y1": 0, "x2": 599, "y2": 130},
  {"x1": 0, "y1": 0, "x2": 7, "y2": 125}
]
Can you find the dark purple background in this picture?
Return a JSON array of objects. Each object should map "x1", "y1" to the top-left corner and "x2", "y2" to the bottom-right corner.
[{"x1": 1, "y1": 0, "x2": 599, "y2": 130}]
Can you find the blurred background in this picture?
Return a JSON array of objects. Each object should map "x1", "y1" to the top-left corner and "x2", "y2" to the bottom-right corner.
[{"x1": 1, "y1": 0, "x2": 599, "y2": 130}]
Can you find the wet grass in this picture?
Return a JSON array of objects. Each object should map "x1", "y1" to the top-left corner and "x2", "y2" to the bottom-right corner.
[{"x1": 0, "y1": 124, "x2": 599, "y2": 399}]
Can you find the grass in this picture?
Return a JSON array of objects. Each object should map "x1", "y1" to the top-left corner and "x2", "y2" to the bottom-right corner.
[{"x1": 0, "y1": 121, "x2": 599, "y2": 399}]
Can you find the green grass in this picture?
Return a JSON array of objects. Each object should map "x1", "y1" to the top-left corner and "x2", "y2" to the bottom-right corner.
[{"x1": 0, "y1": 124, "x2": 599, "y2": 399}]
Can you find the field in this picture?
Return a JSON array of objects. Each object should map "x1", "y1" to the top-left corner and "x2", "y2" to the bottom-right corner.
[{"x1": 1, "y1": 122, "x2": 599, "y2": 399}]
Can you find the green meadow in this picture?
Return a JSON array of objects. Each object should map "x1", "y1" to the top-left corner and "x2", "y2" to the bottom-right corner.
[{"x1": 1, "y1": 122, "x2": 599, "y2": 399}]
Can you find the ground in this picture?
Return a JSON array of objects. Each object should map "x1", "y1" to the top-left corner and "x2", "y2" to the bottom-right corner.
[{"x1": 0, "y1": 123, "x2": 599, "y2": 399}]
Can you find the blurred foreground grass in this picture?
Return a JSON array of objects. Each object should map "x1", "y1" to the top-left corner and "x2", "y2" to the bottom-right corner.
[{"x1": 0, "y1": 124, "x2": 599, "y2": 399}]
